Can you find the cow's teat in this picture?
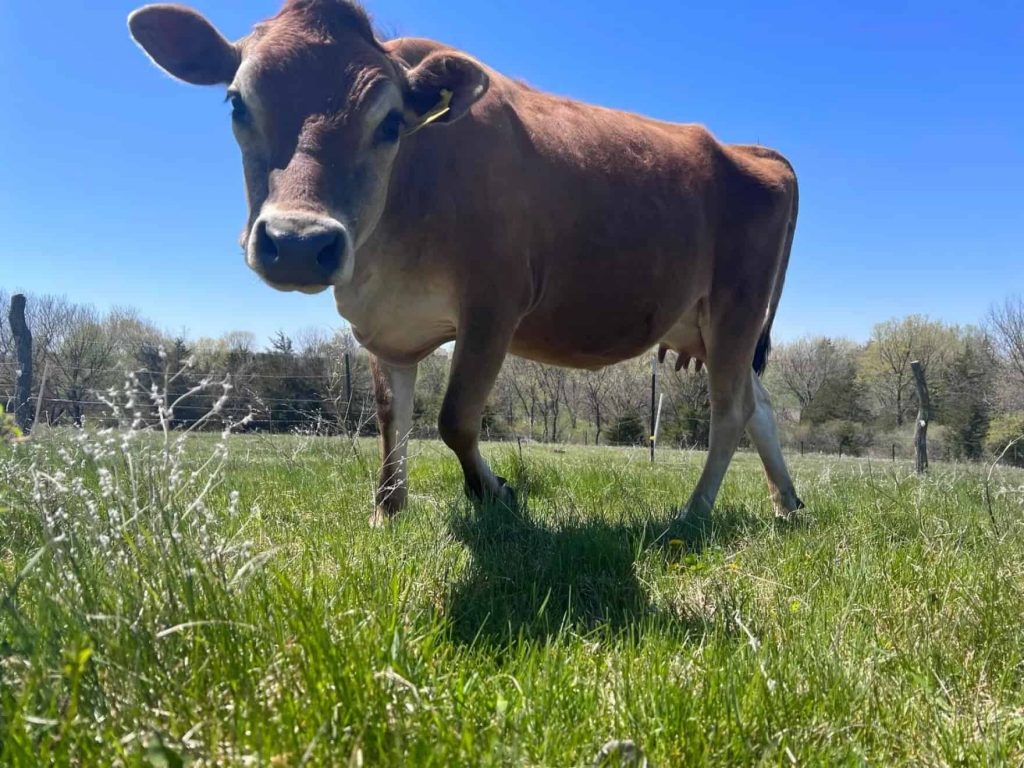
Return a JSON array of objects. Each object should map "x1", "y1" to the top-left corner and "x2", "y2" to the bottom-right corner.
[{"x1": 248, "y1": 211, "x2": 350, "y2": 293}]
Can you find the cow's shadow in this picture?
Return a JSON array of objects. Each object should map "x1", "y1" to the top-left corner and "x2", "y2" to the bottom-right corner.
[{"x1": 442, "y1": 495, "x2": 760, "y2": 648}]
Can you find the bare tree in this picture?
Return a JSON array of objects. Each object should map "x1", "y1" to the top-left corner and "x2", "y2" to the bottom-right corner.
[
  {"x1": 295, "y1": 326, "x2": 334, "y2": 358},
  {"x1": 11, "y1": 295, "x2": 77, "y2": 402},
  {"x1": 772, "y1": 337, "x2": 848, "y2": 409},
  {"x1": 413, "y1": 350, "x2": 451, "y2": 437},
  {"x1": 534, "y1": 363, "x2": 569, "y2": 442},
  {"x1": 605, "y1": 356, "x2": 650, "y2": 420},
  {"x1": 224, "y1": 331, "x2": 258, "y2": 356},
  {"x1": 104, "y1": 305, "x2": 164, "y2": 367},
  {"x1": 581, "y1": 367, "x2": 613, "y2": 444},
  {"x1": 49, "y1": 306, "x2": 119, "y2": 426},
  {"x1": 491, "y1": 358, "x2": 520, "y2": 431},
  {"x1": 269, "y1": 330, "x2": 295, "y2": 356},
  {"x1": 662, "y1": 364, "x2": 711, "y2": 447},
  {"x1": 503, "y1": 356, "x2": 540, "y2": 439},
  {"x1": 0, "y1": 293, "x2": 121, "y2": 425},
  {"x1": 987, "y1": 296, "x2": 1024, "y2": 408}
]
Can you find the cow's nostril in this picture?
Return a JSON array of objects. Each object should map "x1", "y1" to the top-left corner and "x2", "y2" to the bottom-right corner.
[
  {"x1": 316, "y1": 239, "x2": 341, "y2": 273},
  {"x1": 256, "y1": 222, "x2": 280, "y2": 266}
]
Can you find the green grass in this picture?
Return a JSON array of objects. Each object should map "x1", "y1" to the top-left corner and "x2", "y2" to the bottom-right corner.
[{"x1": 2, "y1": 432, "x2": 1024, "y2": 766}]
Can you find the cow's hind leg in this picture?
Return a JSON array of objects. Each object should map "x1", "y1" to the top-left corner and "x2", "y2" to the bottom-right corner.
[
  {"x1": 370, "y1": 356, "x2": 418, "y2": 526},
  {"x1": 678, "y1": 347, "x2": 757, "y2": 528},
  {"x1": 746, "y1": 371, "x2": 804, "y2": 520}
]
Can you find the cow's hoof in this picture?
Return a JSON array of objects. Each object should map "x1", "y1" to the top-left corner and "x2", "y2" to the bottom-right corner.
[
  {"x1": 494, "y1": 476, "x2": 518, "y2": 510},
  {"x1": 671, "y1": 511, "x2": 711, "y2": 544},
  {"x1": 658, "y1": 497, "x2": 713, "y2": 549},
  {"x1": 465, "y1": 476, "x2": 518, "y2": 511},
  {"x1": 774, "y1": 508, "x2": 800, "y2": 525},
  {"x1": 680, "y1": 494, "x2": 713, "y2": 526},
  {"x1": 369, "y1": 506, "x2": 397, "y2": 528},
  {"x1": 773, "y1": 493, "x2": 805, "y2": 524}
]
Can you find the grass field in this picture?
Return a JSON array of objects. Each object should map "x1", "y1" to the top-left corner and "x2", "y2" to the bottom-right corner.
[{"x1": 2, "y1": 429, "x2": 1024, "y2": 766}]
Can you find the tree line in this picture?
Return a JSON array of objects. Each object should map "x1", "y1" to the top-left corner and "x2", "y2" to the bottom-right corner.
[{"x1": 2, "y1": 289, "x2": 1023, "y2": 466}]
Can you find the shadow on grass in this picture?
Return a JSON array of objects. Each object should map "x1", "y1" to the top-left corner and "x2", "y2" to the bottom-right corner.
[{"x1": 443, "y1": 496, "x2": 761, "y2": 648}]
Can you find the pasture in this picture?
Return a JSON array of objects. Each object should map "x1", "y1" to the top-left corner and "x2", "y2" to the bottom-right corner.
[{"x1": 2, "y1": 430, "x2": 1023, "y2": 765}]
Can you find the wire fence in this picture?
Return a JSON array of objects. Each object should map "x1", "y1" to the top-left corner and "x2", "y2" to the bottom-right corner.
[
  {"x1": 0, "y1": 359, "x2": 990, "y2": 463},
  {"x1": 0, "y1": 361, "x2": 346, "y2": 380},
  {"x1": 0, "y1": 357, "x2": 708, "y2": 447},
  {"x1": 0, "y1": 362, "x2": 373, "y2": 436}
]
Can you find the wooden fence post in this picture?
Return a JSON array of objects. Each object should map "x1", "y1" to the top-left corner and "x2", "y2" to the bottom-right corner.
[
  {"x1": 343, "y1": 350, "x2": 353, "y2": 434},
  {"x1": 34, "y1": 360, "x2": 51, "y2": 431},
  {"x1": 8, "y1": 294, "x2": 34, "y2": 433},
  {"x1": 651, "y1": 393, "x2": 665, "y2": 462},
  {"x1": 650, "y1": 353, "x2": 657, "y2": 463},
  {"x1": 911, "y1": 360, "x2": 930, "y2": 474}
]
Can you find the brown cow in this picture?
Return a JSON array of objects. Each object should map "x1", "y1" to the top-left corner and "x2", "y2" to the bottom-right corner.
[{"x1": 128, "y1": 0, "x2": 804, "y2": 529}]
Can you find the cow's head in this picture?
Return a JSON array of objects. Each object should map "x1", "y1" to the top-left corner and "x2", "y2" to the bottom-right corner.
[{"x1": 129, "y1": 1, "x2": 488, "y2": 293}]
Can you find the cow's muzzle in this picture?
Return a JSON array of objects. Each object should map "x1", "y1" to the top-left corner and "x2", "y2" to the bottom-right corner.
[{"x1": 248, "y1": 212, "x2": 350, "y2": 292}]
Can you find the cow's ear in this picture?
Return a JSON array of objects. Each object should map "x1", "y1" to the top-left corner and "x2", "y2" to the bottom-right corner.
[
  {"x1": 128, "y1": 4, "x2": 239, "y2": 86},
  {"x1": 405, "y1": 52, "x2": 489, "y2": 130}
]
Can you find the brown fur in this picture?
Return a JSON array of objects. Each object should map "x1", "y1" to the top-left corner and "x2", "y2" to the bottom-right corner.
[{"x1": 253, "y1": 0, "x2": 382, "y2": 52}]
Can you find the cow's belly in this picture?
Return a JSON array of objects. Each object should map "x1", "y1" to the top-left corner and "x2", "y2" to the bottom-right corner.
[{"x1": 511, "y1": 247, "x2": 707, "y2": 369}]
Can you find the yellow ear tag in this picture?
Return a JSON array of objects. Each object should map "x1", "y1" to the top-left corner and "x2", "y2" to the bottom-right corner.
[{"x1": 405, "y1": 89, "x2": 453, "y2": 136}]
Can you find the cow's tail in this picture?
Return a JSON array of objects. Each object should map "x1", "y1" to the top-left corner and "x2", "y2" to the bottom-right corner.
[{"x1": 753, "y1": 162, "x2": 799, "y2": 377}]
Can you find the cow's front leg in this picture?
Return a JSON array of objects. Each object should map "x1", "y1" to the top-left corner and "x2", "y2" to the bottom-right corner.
[
  {"x1": 438, "y1": 310, "x2": 518, "y2": 509},
  {"x1": 369, "y1": 355, "x2": 418, "y2": 527}
]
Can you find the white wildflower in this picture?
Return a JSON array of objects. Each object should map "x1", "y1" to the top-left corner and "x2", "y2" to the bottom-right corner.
[{"x1": 97, "y1": 468, "x2": 115, "y2": 499}]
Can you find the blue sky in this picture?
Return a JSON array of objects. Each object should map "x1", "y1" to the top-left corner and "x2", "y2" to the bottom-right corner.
[{"x1": 1, "y1": 1, "x2": 1021, "y2": 346}]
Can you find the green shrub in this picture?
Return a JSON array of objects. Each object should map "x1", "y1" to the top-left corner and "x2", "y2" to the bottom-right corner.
[
  {"x1": 662, "y1": 406, "x2": 710, "y2": 449},
  {"x1": 605, "y1": 410, "x2": 646, "y2": 446},
  {"x1": 481, "y1": 404, "x2": 512, "y2": 441},
  {"x1": 823, "y1": 419, "x2": 874, "y2": 456},
  {"x1": 0, "y1": 404, "x2": 22, "y2": 444},
  {"x1": 986, "y1": 412, "x2": 1024, "y2": 467}
]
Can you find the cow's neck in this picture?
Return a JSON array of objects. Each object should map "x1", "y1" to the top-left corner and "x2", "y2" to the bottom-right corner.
[{"x1": 332, "y1": 124, "x2": 483, "y2": 361}]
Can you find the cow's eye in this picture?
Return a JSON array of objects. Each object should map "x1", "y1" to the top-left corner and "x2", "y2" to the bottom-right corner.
[
  {"x1": 375, "y1": 111, "x2": 405, "y2": 145},
  {"x1": 228, "y1": 92, "x2": 249, "y2": 123}
]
